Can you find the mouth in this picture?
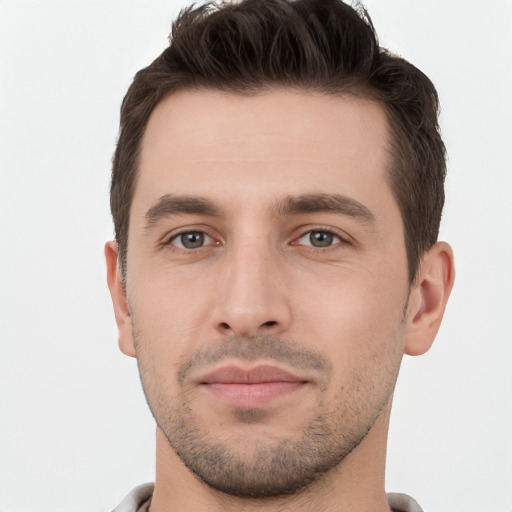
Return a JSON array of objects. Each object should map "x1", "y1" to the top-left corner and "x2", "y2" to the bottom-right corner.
[{"x1": 198, "y1": 364, "x2": 308, "y2": 407}]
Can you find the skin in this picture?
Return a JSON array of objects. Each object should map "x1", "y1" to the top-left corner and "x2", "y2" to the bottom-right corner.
[{"x1": 106, "y1": 89, "x2": 454, "y2": 512}]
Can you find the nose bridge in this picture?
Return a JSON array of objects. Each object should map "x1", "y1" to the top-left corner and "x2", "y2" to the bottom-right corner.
[
  {"x1": 214, "y1": 234, "x2": 290, "y2": 337},
  {"x1": 229, "y1": 239, "x2": 271, "y2": 302}
]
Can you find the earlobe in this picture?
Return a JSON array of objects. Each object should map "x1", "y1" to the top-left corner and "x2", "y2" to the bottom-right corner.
[
  {"x1": 404, "y1": 242, "x2": 455, "y2": 356},
  {"x1": 105, "y1": 241, "x2": 136, "y2": 358}
]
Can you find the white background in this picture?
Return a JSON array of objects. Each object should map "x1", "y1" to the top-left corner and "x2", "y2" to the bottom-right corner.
[{"x1": 1, "y1": 1, "x2": 511, "y2": 511}]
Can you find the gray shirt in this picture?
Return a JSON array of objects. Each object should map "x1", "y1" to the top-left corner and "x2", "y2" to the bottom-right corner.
[{"x1": 112, "y1": 483, "x2": 424, "y2": 512}]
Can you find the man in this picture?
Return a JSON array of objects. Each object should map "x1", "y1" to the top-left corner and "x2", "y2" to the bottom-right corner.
[{"x1": 105, "y1": 0, "x2": 455, "y2": 510}]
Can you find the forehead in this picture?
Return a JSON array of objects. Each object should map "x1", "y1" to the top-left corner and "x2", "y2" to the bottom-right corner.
[{"x1": 134, "y1": 89, "x2": 394, "y2": 218}]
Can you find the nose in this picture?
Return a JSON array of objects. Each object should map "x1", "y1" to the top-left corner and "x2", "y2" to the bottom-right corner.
[{"x1": 212, "y1": 240, "x2": 292, "y2": 338}]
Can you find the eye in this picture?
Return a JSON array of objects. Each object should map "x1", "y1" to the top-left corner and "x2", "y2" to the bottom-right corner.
[
  {"x1": 170, "y1": 231, "x2": 215, "y2": 249},
  {"x1": 296, "y1": 230, "x2": 343, "y2": 248}
]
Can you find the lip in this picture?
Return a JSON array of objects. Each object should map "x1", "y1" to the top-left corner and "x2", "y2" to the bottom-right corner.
[
  {"x1": 200, "y1": 364, "x2": 306, "y2": 384},
  {"x1": 198, "y1": 364, "x2": 308, "y2": 407}
]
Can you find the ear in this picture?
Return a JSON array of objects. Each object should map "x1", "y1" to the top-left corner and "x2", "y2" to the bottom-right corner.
[
  {"x1": 105, "y1": 241, "x2": 136, "y2": 358},
  {"x1": 404, "y1": 242, "x2": 455, "y2": 356}
]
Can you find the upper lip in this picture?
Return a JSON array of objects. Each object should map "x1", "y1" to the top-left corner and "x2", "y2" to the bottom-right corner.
[{"x1": 198, "y1": 364, "x2": 307, "y2": 384}]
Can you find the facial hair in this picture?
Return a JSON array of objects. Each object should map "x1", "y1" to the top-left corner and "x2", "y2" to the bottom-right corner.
[{"x1": 133, "y1": 333, "x2": 404, "y2": 499}]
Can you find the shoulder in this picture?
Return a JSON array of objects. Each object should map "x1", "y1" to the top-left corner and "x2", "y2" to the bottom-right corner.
[
  {"x1": 111, "y1": 483, "x2": 154, "y2": 512},
  {"x1": 387, "y1": 492, "x2": 424, "y2": 512}
]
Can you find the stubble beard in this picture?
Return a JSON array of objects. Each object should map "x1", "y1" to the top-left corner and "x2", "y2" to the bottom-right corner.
[{"x1": 133, "y1": 333, "x2": 404, "y2": 499}]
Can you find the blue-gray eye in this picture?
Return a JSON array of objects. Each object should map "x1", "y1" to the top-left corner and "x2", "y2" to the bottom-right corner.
[
  {"x1": 297, "y1": 230, "x2": 341, "y2": 247},
  {"x1": 171, "y1": 232, "x2": 213, "y2": 249}
]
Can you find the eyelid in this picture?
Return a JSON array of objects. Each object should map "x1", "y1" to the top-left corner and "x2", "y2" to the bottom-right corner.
[
  {"x1": 157, "y1": 225, "x2": 352, "y2": 250},
  {"x1": 159, "y1": 226, "x2": 221, "y2": 249},
  {"x1": 170, "y1": 231, "x2": 214, "y2": 249},
  {"x1": 291, "y1": 226, "x2": 352, "y2": 246}
]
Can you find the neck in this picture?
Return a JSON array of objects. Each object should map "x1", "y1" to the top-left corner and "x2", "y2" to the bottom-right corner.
[{"x1": 149, "y1": 402, "x2": 393, "y2": 512}]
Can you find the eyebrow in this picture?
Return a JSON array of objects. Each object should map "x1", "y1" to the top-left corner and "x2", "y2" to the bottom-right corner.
[
  {"x1": 144, "y1": 194, "x2": 221, "y2": 228},
  {"x1": 144, "y1": 192, "x2": 375, "y2": 228},
  {"x1": 274, "y1": 193, "x2": 375, "y2": 226}
]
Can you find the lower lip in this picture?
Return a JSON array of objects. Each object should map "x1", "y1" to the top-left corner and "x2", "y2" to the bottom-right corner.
[{"x1": 204, "y1": 381, "x2": 306, "y2": 407}]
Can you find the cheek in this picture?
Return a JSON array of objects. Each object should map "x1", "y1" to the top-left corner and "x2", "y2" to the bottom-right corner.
[
  {"x1": 306, "y1": 279, "x2": 407, "y2": 409},
  {"x1": 293, "y1": 263, "x2": 408, "y2": 358},
  {"x1": 300, "y1": 261, "x2": 406, "y2": 314},
  {"x1": 126, "y1": 283, "x2": 212, "y2": 399},
  {"x1": 128, "y1": 261, "x2": 215, "y2": 337}
]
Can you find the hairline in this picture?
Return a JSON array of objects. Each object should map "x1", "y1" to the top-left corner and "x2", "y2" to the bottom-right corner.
[{"x1": 119, "y1": 84, "x2": 417, "y2": 284}]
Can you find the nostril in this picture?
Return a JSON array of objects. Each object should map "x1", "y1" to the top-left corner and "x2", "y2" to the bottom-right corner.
[{"x1": 216, "y1": 320, "x2": 280, "y2": 336}]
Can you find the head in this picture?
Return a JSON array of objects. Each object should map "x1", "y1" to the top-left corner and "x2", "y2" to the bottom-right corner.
[
  {"x1": 111, "y1": 0, "x2": 446, "y2": 285},
  {"x1": 106, "y1": 0, "x2": 454, "y2": 502}
]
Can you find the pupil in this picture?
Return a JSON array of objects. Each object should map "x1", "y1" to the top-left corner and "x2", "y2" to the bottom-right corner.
[
  {"x1": 310, "y1": 231, "x2": 332, "y2": 247},
  {"x1": 182, "y1": 232, "x2": 204, "y2": 248}
]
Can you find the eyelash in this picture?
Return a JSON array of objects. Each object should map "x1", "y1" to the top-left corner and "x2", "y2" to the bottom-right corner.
[
  {"x1": 165, "y1": 230, "x2": 218, "y2": 251},
  {"x1": 293, "y1": 226, "x2": 352, "y2": 254},
  {"x1": 293, "y1": 229, "x2": 345, "y2": 249},
  {"x1": 163, "y1": 227, "x2": 349, "y2": 252}
]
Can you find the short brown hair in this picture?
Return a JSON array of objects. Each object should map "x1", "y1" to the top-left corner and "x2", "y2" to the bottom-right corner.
[{"x1": 111, "y1": 0, "x2": 446, "y2": 283}]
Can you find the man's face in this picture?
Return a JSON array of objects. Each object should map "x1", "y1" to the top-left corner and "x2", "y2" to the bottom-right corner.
[{"x1": 120, "y1": 90, "x2": 411, "y2": 497}]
